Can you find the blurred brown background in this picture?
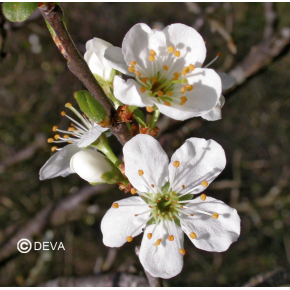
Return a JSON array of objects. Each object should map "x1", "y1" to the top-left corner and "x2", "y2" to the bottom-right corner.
[{"x1": 1, "y1": 2, "x2": 290, "y2": 287}]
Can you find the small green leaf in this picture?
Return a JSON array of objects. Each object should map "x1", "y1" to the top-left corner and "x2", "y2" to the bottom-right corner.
[
  {"x1": 74, "y1": 90, "x2": 107, "y2": 123},
  {"x1": 134, "y1": 109, "x2": 146, "y2": 128},
  {"x1": 3, "y1": 2, "x2": 37, "y2": 22}
]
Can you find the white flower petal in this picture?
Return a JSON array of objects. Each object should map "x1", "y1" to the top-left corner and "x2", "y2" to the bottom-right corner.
[
  {"x1": 101, "y1": 196, "x2": 150, "y2": 247},
  {"x1": 152, "y1": 68, "x2": 221, "y2": 121},
  {"x1": 163, "y1": 23, "x2": 206, "y2": 68},
  {"x1": 84, "y1": 49, "x2": 105, "y2": 77},
  {"x1": 114, "y1": 75, "x2": 152, "y2": 107},
  {"x1": 139, "y1": 221, "x2": 184, "y2": 279},
  {"x1": 123, "y1": 135, "x2": 169, "y2": 193},
  {"x1": 77, "y1": 126, "x2": 107, "y2": 148},
  {"x1": 217, "y1": 72, "x2": 236, "y2": 90},
  {"x1": 185, "y1": 68, "x2": 222, "y2": 113},
  {"x1": 70, "y1": 149, "x2": 112, "y2": 183},
  {"x1": 85, "y1": 38, "x2": 113, "y2": 80},
  {"x1": 39, "y1": 144, "x2": 81, "y2": 180},
  {"x1": 104, "y1": 46, "x2": 134, "y2": 76},
  {"x1": 169, "y1": 138, "x2": 226, "y2": 194},
  {"x1": 201, "y1": 95, "x2": 225, "y2": 121},
  {"x1": 181, "y1": 196, "x2": 240, "y2": 252},
  {"x1": 122, "y1": 23, "x2": 167, "y2": 71}
]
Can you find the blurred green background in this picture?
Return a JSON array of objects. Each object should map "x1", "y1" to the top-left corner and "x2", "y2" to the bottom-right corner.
[{"x1": 1, "y1": 2, "x2": 290, "y2": 286}]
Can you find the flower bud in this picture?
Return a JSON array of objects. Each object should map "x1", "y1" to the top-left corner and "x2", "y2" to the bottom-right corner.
[
  {"x1": 70, "y1": 149, "x2": 112, "y2": 184},
  {"x1": 84, "y1": 38, "x2": 113, "y2": 81}
]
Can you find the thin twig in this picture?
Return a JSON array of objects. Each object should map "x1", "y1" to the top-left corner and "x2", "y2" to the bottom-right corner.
[{"x1": 38, "y1": 3, "x2": 132, "y2": 145}]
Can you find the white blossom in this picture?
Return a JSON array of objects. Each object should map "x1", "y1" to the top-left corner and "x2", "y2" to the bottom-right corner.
[
  {"x1": 39, "y1": 103, "x2": 107, "y2": 180},
  {"x1": 104, "y1": 23, "x2": 223, "y2": 121},
  {"x1": 101, "y1": 135, "x2": 240, "y2": 279},
  {"x1": 84, "y1": 38, "x2": 114, "y2": 81}
]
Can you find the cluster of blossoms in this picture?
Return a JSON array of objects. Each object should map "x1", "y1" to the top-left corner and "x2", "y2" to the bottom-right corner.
[{"x1": 40, "y1": 23, "x2": 239, "y2": 279}]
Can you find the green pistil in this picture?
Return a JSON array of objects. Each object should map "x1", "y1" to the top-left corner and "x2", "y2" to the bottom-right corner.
[{"x1": 154, "y1": 79, "x2": 183, "y2": 92}]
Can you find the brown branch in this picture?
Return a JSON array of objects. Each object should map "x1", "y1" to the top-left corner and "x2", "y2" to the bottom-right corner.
[
  {"x1": 37, "y1": 3, "x2": 132, "y2": 145},
  {"x1": 228, "y1": 28, "x2": 290, "y2": 86}
]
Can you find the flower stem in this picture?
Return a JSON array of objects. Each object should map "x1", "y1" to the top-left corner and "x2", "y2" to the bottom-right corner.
[
  {"x1": 91, "y1": 134, "x2": 121, "y2": 167},
  {"x1": 149, "y1": 109, "x2": 160, "y2": 129}
]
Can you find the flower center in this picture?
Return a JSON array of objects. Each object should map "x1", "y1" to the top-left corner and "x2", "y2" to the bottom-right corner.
[{"x1": 128, "y1": 45, "x2": 195, "y2": 107}]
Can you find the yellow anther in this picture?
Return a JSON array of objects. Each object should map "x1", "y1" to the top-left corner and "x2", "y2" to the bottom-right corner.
[
  {"x1": 63, "y1": 135, "x2": 69, "y2": 139},
  {"x1": 51, "y1": 146, "x2": 58, "y2": 152},
  {"x1": 190, "y1": 232, "x2": 197, "y2": 239},
  {"x1": 131, "y1": 188, "x2": 137, "y2": 195},
  {"x1": 151, "y1": 184, "x2": 155, "y2": 188},
  {"x1": 163, "y1": 65, "x2": 168, "y2": 71},
  {"x1": 201, "y1": 180, "x2": 208, "y2": 187},
  {"x1": 126, "y1": 236, "x2": 133, "y2": 242},
  {"x1": 200, "y1": 193, "x2": 207, "y2": 201},
  {"x1": 130, "y1": 61, "x2": 137, "y2": 66},
  {"x1": 217, "y1": 52, "x2": 221, "y2": 57},
  {"x1": 182, "y1": 185, "x2": 185, "y2": 189},
  {"x1": 189, "y1": 64, "x2": 195, "y2": 71},
  {"x1": 172, "y1": 77, "x2": 178, "y2": 81},
  {"x1": 152, "y1": 76, "x2": 157, "y2": 83},
  {"x1": 134, "y1": 214, "x2": 138, "y2": 217},
  {"x1": 47, "y1": 138, "x2": 54, "y2": 143},
  {"x1": 174, "y1": 72, "x2": 180, "y2": 78},
  {"x1": 61, "y1": 111, "x2": 66, "y2": 116},
  {"x1": 155, "y1": 25, "x2": 157, "y2": 29},
  {"x1": 150, "y1": 49, "x2": 156, "y2": 55},
  {"x1": 166, "y1": 91, "x2": 172, "y2": 96},
  {"x1": 158, "y1": 90, "x2": 164, "y2": 97},
  {"x1": 182, "y1": 71, "x2": 187, "y2": 77},
  {"x1": 135, "y1": 71, "x2": 141, "y2": 77},
  {"x1": 68, "y1": 127, "x2": 75, "y2": 131},
  {"x1": 180, "y1": 96, "x2": 188, "y2": 106},
  {"x1": 182, "y1": 67, "x2": 190, "y2": 74},
  {"x1": 147, "y1": 233, "x2": 152, "y2": 240},
  {"x1": 70, "y1": 123, "x2": 75, "y2": 127},
  {"x1": 52, "y1": 126, "x2": 58, "y2": 132},
  {"x1": 190, "y1": 214, "x2": 194, "y2": 216},
  {"x1": 141, "y1": 77, "x2": 148, "y2": 84},
  {"x1": 168, "y1": 46, "x2": 175, "y2": 53},
  {"x1": 112, "y1": 203, "x2": 119, "y2": 209},
  {"x1": 146, "y1": 106, "x2": 154, "y2": 113},
  {"x1": 186, "y1": 85, "x2": 193, "y2": 91},
  {"x1": 181, "y1": 86, "x2": 186, "y2": 94},
  {"x1": 164, "y1": 101, "x2": 171, "y2": 106},
  {"x1": 179, "y1": 249, "x2": 186, "y2": 255},
  {"x1": 138, "y1": 170, "x2": 144, "y2": 176},
  {"x1": 65, "y1": 102, "x2": 72, "y2": 107},
  {"x1": 128, "y1": 66, "x2": 135, "y2": 73},
  {"x1": 68, "y1": 141, "x2": 73, "y2": 144},
  {"x1": 212, "y1": 213, "x2": 219, "y2": 219},
  {"x1": 174, "y1": 50, "x2": 180, "y2": 57},
  {"x1": 154, "y1": 239, "x2": 162, "y2": 246},
  {"x1": 173, "y1": 161, "x2": 180, "y2": 168},
  {"x1": 140, "y1": 87, "x2": 146, "y2": 93},
  {"x1": 149, "y1": 55, "x2": 155, "y2": 61},
  {"x1": 168, "y1": 235, "x2": 174, "y2": 241},
  {"x1": 54, "y1": 134, "x2": 60, "y2": 140}
]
